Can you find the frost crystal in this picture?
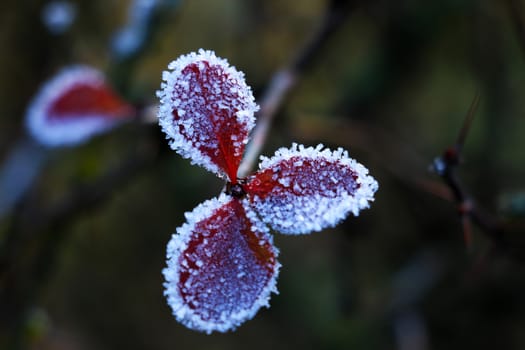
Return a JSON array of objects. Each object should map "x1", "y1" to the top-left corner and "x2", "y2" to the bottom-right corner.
[
  {"x1": 157, "y1": 49, "x2": 259, "y2": 182},
  {"x1": 163, "y1": 194, "x2": 280, "y2": 333},
  {"x1": 159, "y1": 50, "x2": 378, "y2": 334},
  {"x1": 26, "y1": 65, "x2": 134, "y2": 147}
]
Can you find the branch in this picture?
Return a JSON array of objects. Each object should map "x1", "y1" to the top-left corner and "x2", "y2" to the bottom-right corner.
[
  {"x1": 0, "y1": 138, "x2": 49, "y2": 221},
  {"x1": 238, "y1": 0, "x2": 356, "y2": 177},
  {"x1": 431, "y1": 95, "x2": 522, "y2": 260}
]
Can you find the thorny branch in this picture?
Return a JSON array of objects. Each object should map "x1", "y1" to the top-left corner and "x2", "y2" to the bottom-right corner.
[{"x1": 430, "y1": 95, "x2": 521, "y2": 259}]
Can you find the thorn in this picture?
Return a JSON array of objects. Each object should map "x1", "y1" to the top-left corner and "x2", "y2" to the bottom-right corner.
[{"x1": 455, "y1": 92, "x2": 480, "y2": 154}]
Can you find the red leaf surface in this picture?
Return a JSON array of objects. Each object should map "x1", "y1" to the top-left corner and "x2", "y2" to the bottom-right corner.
[
  {"x1": 48, "y1": 83, "x2": 132, "y2": 121},
  {"x1": 26, "y1": 66, "x2": 134, "y2": 147},
  {"x1": 163, "y1": 194, "x2": 280, "y2": 333},
  {"x1": 244, "y1": 144, "x2": 378, "y2": 234},
  {"x1": 157, "y1": 49, "x2": 258, "y2": 182}
]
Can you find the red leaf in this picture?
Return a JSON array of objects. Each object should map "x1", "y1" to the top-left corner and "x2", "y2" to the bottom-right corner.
[
  {"x1": 163, "y1": 194, "x2": 280, "y2": 333},
  {"x1": 49, "y1": 84, "x2": 132, "y2": 121},
  {"x1": 244, "y1": 144, "x2": 378, "y2": 234},
  {"x1": 157, "y1": 50, "x2": 258, "y2": 182},
  {"x1": 26, "y1": 66, "x2": 134, "y2": 147}
]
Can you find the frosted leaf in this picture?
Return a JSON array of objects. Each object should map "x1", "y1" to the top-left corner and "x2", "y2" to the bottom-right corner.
[
  {"x1": 157, "y1": 49, "x2": 259, "y2": 182},
  {"x1": 163, "y1": 193, "x2": 280, "y2": 333},
  {"x1": 25, "y1": 65, "x2": 134, "y2": 147},
  {"x1": 245, "y1": 143, "x2": 378, "y2": 235}
]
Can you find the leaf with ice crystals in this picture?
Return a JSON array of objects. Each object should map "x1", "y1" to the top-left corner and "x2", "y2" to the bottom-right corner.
[
  {"x1": 157, "y1": 49, "x2": 259, "y2": 182},
  {"x1": 163, "y1": 193, "x2": 280, "y2": 333},
  {"x1": 244, "y1": 144, "x2": 379, "y2": 234},
  {"x1": 25, "y1": 65, "x2": 134, "y2": 147}
]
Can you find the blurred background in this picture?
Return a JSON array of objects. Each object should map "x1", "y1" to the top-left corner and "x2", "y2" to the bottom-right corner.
[{"x1": 1, "y1": 0, "x2": 525, "y2": 349}]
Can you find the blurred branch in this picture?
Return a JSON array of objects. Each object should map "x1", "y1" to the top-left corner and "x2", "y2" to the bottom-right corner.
[
  {"x1": 389, "y1": 249, "x2": 447, "y2": 350},
  {"x1": 110, "y1": 0, "x2": 180, "y2": 61},
  {"x1": 0, "y1": 139, "x2": 49, "y2": 221},
  {"x1": 392, "y1": 310, "x2": 430, "y2": 350},
  {"x1": 239, "y1": 0, "x2": 357, "y2": 177},
  {"x1": 108, "y1": 0, "x2": 184, "y2": 95}
]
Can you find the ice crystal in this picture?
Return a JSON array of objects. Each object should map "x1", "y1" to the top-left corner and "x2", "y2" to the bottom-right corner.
[
  {"x1": 158, "y1": 50, "x2": 378, "y2": 333},
  {"x1": 26, "y1": 65, "x2": 134, "y2": 147}
]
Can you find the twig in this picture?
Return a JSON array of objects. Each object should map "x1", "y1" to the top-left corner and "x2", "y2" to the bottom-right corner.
[
  {"x1": 0, "y1": 138, "x2": 49, "y2": 221},
  {"x1": 455, "y1": 92, "x2": 479, "y2": 154},
  {"x1": 389, "y1": 250, "x2": 445, "y2": 350},
  {"x1": 238, "y1": 69, "x2": 295, "y2": 177},
  {"x1": 238, "y1": 0, "x2": 355, "y2": 177},
  {"x1": 432, "y1": 95, "x2": 509, "y2": 254}
]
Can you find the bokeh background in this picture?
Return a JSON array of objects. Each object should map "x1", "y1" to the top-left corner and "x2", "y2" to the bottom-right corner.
[{"x1": 1, "y1": 0, "x2": 525, "y2": 349}]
